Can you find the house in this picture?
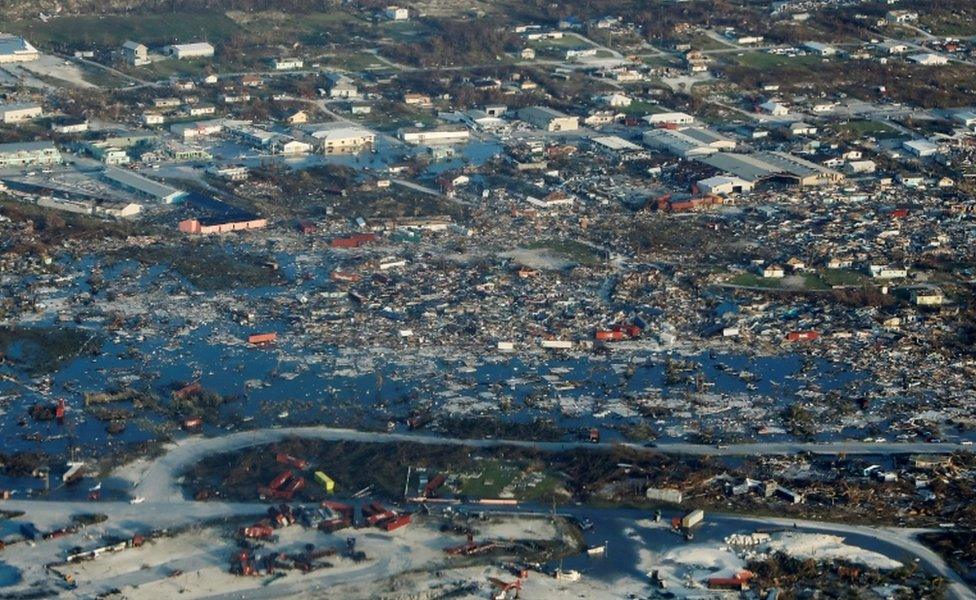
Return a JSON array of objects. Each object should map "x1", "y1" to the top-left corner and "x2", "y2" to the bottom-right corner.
[
  {"x1": 241, "y1": 74, "x2": 263, "y2": 87},
  {"x1": 327, "y1": 74, "x2": 358, "y2": 99},
  {"x1": 762, "y1": 265, "x2": 785, "y2": 278},
  {"x1": 404, "y1": 93, "x2": 432, "y2": 106},
  {"x1": 164, "y1": 42, "x2": 215, "y2": 60},
  {"x1": 520, "y1": 48, "x2": 536, "y2": 60},
  {"x1": 845, "y1": 160, "x2": 877, "y2": 174},
  {"x1": 879, "y1": 42, "x2": 908, "y2": 54},
  {"x1": 186, "y1": 104, "x2": 216, "y2": 117},
  {"x1": 758, "y1": 100, "x2": 789, "y2": 116},
  {"x1": 286, "y1": 110, "x2": 308, "y2": 125},
  {"x1": 142, "y1": 113, "x2": 165, "y2": 126},
  {"x1": 272, "y1": 57, "x2": 303, "y2": 70},
  {"x1": 0, "y1": 103, "x2": 42, "y2": 124},
  {"x1": 868, "y1": 265, "x2": 908, "y2": 279},
  {"x1": 804, "y1": 41, "x2": 836, "y2": 56},
  {"x1": 274, "y1": 138, "x2": 313, "y2": 155},
  {"x1": 384, "y1": 6, "x2": 409, "y2": 21},
  {"x1": 50, "y1": 117, "x2": 89, "y2": 134},
  {"x1": 909, "y1": 53, "x2": 948, "y2": 66},
  {"x1": 122, "y1": 41, "x2": 150, "y2": 66},
  {"x1": 912, "y1": 289, "x2": 944, "y2": 306},
  {"x1": 788, "y1": 122, "x2": 817, "y2": 136},
  {"x1": 0, "y1": 33, "x2": 39, "y2": 63},
  {"x1": 886, "y1": 10, "x2": 919, "y2": 24},
  {"x1": 518, "y1": 106, "x2": 578, "y2": 132},
  {"x1": 598, "y1": 93, "x2": 632, "y2": 108},
  {"x1": 171, "y1": 120, "x2": 223, "y2": 141}
]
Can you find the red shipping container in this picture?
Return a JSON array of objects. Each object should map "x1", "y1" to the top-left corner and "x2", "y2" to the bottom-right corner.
[
  {"x1": 595, "y1": 330, "x2": 624, "y2": 342},
  {"x1": 786, "y1": 331, "x2": 819, "y2": 342},
  {"x1": 268, "y1": 470, "x2": 292, "y2": 491},
  {"x1": 248, "y1": 332, "x2": 277, "y2": 345},
  {"x1": 381, "y1": 514, "x2": 412, "y2": 531}
]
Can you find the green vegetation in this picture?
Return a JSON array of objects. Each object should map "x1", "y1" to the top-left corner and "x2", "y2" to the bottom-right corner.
[
  {"x1": 832, "y1": 120, "x2": 904, "y2": 140},
  {"x1": 525, "y1": 238, "x2": 606, "y2": 266},
  {"x1": 111, "y1": 244, "x2": 285, "y2": 291},
  {"x1": 0, "y1": 326, "x2": 100, "y2": 375},
  {"x1": 0, "y1": 13, "x2": 242, "y2": 48},
  {"x1": 456, "y1": 458, "x2": 563, "y2": 501},
  {"x1": 728, "y1": 272, "x2": 781, "y2": 289},
  {"x1": 731, "y1": 51, "x2": 826, "y2": 70},
  {"x1": 820, "y1": 269, "x2": 869, "y2": 287}
]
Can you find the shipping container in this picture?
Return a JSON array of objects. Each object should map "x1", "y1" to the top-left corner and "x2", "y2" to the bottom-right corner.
[
  {"x1": 595, "y1": 330, "x2": 624, "y2": 342},
  {"x1": 314, "y1": 471, "x2": 335, "y2": 493},
  {"x1": 248, "y1": 332, "x2": 277, "y2": 345},
  {"x1": 276, "y1": 453, "x2": 309, "y2": 469},
  {"x1": 381, "y1": 514, "x2": 412, "y2": 531},
  {"x1": 681, "y1": 509, "x2": 704, "y2": 529},
  {"x1": 785, "y1": 331, "x2": 819, "y2": 342},
  {"x1": 268, "y1": 470, "x2": 292, "y2": 490}
]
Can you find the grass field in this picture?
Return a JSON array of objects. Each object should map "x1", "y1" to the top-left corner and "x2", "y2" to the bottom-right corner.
[
  {"x1": 1, "y1": 13, "x2": 242, "y2": 48},
  {"x1": 730, "y1": 51, "x2": 826, "y2": 70},
  {"x1": 526, "y1": 238, "x2": 606, "y2": 266},
  {"x1": 832, "y1": 120, "x2": 904, "y2": 139}
]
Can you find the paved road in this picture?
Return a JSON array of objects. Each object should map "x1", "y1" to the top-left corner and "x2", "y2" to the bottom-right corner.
[{"x1": 125, "y1": 425, "x2": 969, "y2": 503}]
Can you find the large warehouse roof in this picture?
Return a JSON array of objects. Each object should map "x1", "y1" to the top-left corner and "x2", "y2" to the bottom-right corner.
[
  {"x1": 102, "y1": 166, "x2": 185, "y2": 203},
  {"x1": 697, "y1": 151, "x2": 843, "y2": 185}
]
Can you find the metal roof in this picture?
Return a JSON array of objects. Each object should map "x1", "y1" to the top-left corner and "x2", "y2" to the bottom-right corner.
[{"x1": 101, "y1": 166, "x2": 184, "y2": 201}]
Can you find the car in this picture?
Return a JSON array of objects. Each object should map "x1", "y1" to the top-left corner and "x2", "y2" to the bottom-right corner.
[{"x1": 129, "y1": 496, "x2": 145, "y2": 504}]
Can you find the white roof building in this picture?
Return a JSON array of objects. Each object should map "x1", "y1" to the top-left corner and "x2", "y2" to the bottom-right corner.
[
  {"x1": 165, "y1": 42, "x2": 215, "y2": 60},
  {"x1": 0, "y1": 34, "x2": 39, "y2": 64}
]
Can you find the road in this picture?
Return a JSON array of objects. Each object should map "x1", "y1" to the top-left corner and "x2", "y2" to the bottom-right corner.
[{"x1": 123, "y1": 425, "x2": 970, "y2": 504}]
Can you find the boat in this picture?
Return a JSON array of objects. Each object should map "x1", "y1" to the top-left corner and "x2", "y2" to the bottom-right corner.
[
  {"x1": 586, "y1": 542, "x2": 607, "y2": 556},
  {"x1": 554, "y1": 569, "x2": 581, "y2": 582}
]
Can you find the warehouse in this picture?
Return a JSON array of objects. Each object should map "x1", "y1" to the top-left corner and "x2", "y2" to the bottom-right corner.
[
  {"x1": 0, "y1": 34, "x2": 39, "y2": 63},
  {"x1": 164, "y1": 42, "x2": 215, "y2": 60},
  {"x1": 517, "y1": 106, "x2": 579, "y2": 132},
  {"x1": 399, "y1": 127, "x2": 470, "y2": 144},
  {"x1": 698, "y1": 151, "x2": 844, "y2": 187},
  {"x1": 643, "y1": 128, "x2": 734, "y2": 157},
  {"x1": 101, "y1": 166, "x2": 185, "y2": 203},
  {"x1": 0, "y1": 141, "x2": 62, "y2": 168},
  {"x1": 697, "y1": 175, "x2": 754, "y2": 195},
  {"x1": 644, "y1": 111, "x2": 695, "y2": 126},
  {"x1": 305, "y1": 123, "x2": 376, "y2": 154},
  {"x1": 0, "y1": 103, "x2": 42, "y2": 124}
]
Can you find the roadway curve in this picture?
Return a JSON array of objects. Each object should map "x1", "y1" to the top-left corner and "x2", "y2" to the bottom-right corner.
[{"x1": 127, "y1": 426, "x2": 968, "y2": 503}]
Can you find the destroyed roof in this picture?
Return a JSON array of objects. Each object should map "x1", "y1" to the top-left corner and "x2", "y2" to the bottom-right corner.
[{"x1": 697, "y1": 151, "x2": 843, "y2": 183}]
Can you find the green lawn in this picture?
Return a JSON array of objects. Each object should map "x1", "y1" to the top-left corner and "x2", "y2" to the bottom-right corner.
[
  {"x1": 731, "y1": 51, "x2": 825, "y2": 70},
  {"x1": 525, "y1": 238, "x2": 605, "y2": 266},
  {"x1": 728, "y1": 272, "x2": 781, "y2": 288},
  {"x1": 820, "y1": 268, "x2": 870, "y2": 286},
  {"x1": 1, "y1": 13, "x2": 242, "y2": 48},
  {"x1": 457, "y1": 459, "x2": 563, "y2": 501},
  {"x1": 833, "y1": 120, "x2": 904, "y2": 139},
  {"x1": 315, "y1": 52, "x2": 390, "y2": 71}
]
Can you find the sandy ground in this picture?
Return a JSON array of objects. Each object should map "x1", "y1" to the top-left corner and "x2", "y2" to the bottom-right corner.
[
  {"x1": 761, "y1": 532, "x2": 903, "y2": 570},
  {"x1": 51, "y1": 514, "x2": 566, "y2": 599},
  {"x1": 18, "y1": 54, "x2": 97, "y2": 88}
]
